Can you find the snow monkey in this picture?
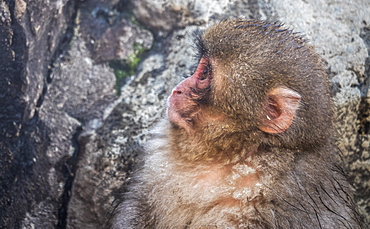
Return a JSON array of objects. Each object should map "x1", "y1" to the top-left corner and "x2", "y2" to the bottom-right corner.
[{"x1": 110, "y1": 19, "x2": 364, "y2": 229}]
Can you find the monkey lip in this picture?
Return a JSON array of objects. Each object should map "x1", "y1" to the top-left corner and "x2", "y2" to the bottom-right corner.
[{"x1": 168, "y1": 93, "x2": 200, "y2": 118}]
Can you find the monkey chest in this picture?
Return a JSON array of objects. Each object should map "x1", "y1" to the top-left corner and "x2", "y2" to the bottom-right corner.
[{"x1": 147, "y1": 163, "x2": 264, "y2": 228}]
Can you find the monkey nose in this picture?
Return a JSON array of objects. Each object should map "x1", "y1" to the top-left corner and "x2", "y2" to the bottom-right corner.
[{"x1": 172, "y1": 87, "x2": 183, "y2": 95}]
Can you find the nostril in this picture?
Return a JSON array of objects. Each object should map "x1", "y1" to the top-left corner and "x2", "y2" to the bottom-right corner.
[{"x1": 172, "y1": 87, "x2": 183, "y2": 95}]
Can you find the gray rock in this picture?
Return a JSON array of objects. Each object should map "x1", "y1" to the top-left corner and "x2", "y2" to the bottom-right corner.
[
  {"x1": 0, "y1": 0, "x2": 75, "y2": 227},
  {"x1": 78, "y1": 1, "x2": 153, "y2": 63}
]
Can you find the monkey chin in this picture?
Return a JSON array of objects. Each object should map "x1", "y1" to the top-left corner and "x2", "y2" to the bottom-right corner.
[
  {"x1": 166, "y1": 107, "x2": 194, "y2": 134},
  {"x1": 166, "y1": 92, "x2": 203, "y2": 135}
]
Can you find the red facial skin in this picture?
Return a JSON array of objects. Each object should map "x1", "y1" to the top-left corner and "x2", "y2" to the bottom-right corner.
[{"x1": 167, "y1": 57, "x2": 212, "y2": 133}]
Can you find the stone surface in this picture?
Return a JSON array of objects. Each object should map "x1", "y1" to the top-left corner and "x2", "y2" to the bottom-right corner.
[
  {"x1": 0, "y1": 0, "x2": 75, "y2": 227},
  {"x1": 78, "y1": 0, "x2": 153, "y2": 63},
  {"x1": 0, "y1": 0, "x2": 369, "y2": 228}
]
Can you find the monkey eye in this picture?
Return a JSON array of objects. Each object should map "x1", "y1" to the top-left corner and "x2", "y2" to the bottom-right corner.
[
  {"x1": 200, "y1": 69, "x2": 208, "y2": 80},
  {"x1": 199, "y1": 64, "x2": 211, "y2": 81}
]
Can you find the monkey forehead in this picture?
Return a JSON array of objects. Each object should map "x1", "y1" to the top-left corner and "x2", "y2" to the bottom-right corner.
[
  {"x1": 204, "y1": 19, "x2": 304, "y2": 45},
  {"x1": 203, "y1": 21, "x2": 324, "y2": 95},
  {"x1": 209, "y1": 59, "x2": 266, "y2": 110},
  {"x1": 202, "y1": 19, "x2": 308, "y2": 65}
]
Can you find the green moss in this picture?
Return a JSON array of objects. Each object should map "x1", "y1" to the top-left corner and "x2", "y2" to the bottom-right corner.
[{"x1": 110, "y1": 42, "x2": 148, "y2": 95}]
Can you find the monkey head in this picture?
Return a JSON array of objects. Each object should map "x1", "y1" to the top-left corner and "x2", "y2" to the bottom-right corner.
[{"x1": 167, "y1": 20, "x2": 333, "y2": 161}]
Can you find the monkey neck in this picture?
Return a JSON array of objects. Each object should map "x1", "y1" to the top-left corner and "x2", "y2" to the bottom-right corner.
[{"x1": 169, "y1": 122, "x2": 261, "y2": 164}]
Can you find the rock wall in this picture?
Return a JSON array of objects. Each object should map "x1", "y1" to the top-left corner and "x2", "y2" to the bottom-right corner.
[{"x1": 0, "y1": 0, "x2": 369, "y2": 228}]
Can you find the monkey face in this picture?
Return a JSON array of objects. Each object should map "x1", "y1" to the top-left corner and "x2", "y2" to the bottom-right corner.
[
  {"x1": 167, "y1": 57, "x2": 213, "y2": 132},
  {"x1": 168, "y1": 54, "x2": 301, "y2": 136}
]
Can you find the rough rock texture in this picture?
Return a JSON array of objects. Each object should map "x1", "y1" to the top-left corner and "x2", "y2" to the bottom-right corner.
[
  {"x1": 0, "y1": 0, "x2": 76, "y2": 228},
  {"x1": 0, "y1": 0, "x2": 369, "y2": 228}
]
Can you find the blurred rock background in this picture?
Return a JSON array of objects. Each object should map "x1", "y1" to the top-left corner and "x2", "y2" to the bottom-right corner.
[{"x1": 0, "y1": 0, "x2": 369, "y2": 228}]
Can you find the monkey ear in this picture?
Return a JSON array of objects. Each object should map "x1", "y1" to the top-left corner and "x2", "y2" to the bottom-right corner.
[{"x1": 259, "y1": 87, "x2": 301, "y2": 134}]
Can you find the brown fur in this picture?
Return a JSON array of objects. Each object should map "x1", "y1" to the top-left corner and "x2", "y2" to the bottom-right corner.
[{"x1": 109, "y1": 19, "x2": 363, "y2": 228}]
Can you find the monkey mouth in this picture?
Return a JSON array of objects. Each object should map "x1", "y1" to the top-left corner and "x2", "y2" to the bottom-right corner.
[{"x1": 167, "y1": 104, "x2": 202, "y2": 131}]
